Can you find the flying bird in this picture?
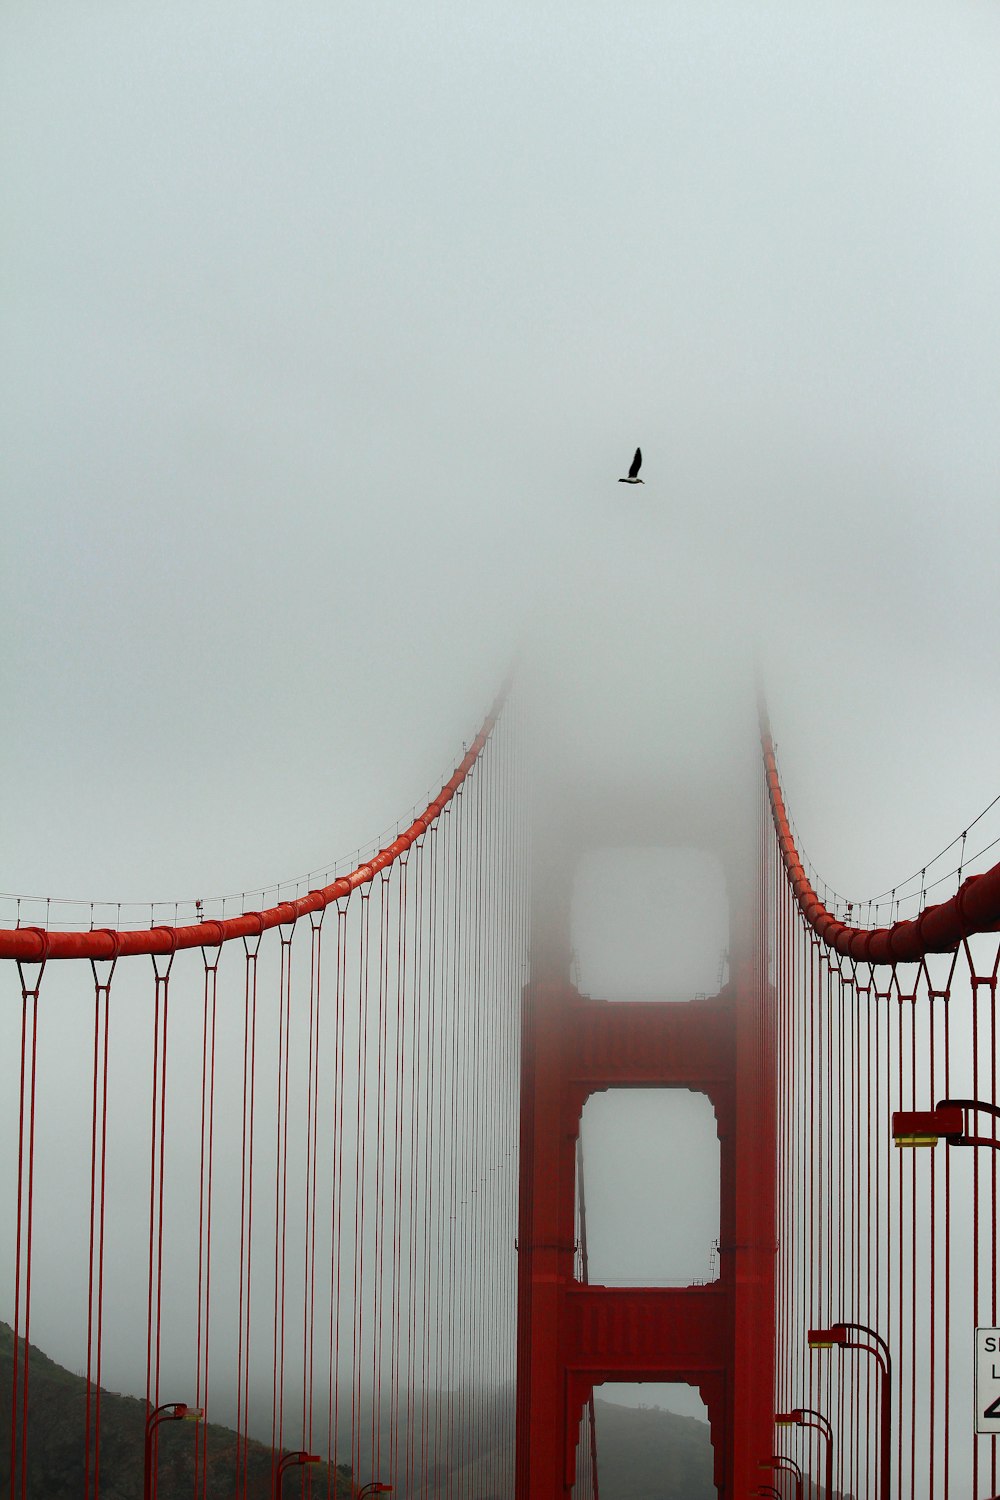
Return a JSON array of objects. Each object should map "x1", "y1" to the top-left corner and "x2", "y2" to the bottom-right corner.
[{"x1": 618, "y1": 447, "x2": 643, "y2": 484}]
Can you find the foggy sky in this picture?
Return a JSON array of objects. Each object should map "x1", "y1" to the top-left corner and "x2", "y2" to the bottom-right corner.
[
  {"x1": 5, "y1": 0, "x2": 1000, "y2": 1439},
  {"x1": 4, "y1": 0, "x2": 1000, "y2": 905}
]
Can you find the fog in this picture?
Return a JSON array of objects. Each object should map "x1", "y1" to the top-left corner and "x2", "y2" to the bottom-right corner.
[{"x1": 4, "y1": 0, "x2": 1000, "y2": 1444}]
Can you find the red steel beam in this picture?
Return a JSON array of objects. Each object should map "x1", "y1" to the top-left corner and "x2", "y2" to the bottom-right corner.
[
  {"x1": 0, "y1": 687, "x2": 507, "y2": 961},
  {"x1": 761, "y1": 717, "x2": 1000, "y2": 963}
]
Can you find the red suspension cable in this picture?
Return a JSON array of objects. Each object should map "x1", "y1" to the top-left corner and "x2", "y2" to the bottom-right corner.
[
  {"x1": 762, "y1": 721, "x2": 1000, "y2": 963},
  {"x1": 0, "y1": 689, "x2": 509, "y2": 962}
]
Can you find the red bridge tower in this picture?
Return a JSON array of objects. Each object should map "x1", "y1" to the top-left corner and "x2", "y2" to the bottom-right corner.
[{"x1": 515, "y1": 795, "x2": 776, "y2": 1498}]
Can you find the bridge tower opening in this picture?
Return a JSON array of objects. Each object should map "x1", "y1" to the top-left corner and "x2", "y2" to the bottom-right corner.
[{"x1": 584, "y1": 1382, "x2": 716, "y2": 1498}]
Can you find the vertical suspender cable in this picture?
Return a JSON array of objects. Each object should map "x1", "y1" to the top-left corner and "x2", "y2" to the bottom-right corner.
[
  {"x1": 194, "y1": 947, "x2": 220, "y2": 1498},
  {"x1": 270, "y1": 926, "x2": 295, "y2": 1489},
  {"x1": 327, "y1": 896, "x2": 350, "y2": 1496},
  {"x1": 85, "y1": 956, "x2": 115, "y2": 1500},
  {"x1": 352, "y1": 888, "x2": 372, "y2": 1485},
  {"x1": 147, "y1": 951, "x2": 174, "y2": 1500},
  {"x1": 304, "y1": 909, "x2": 325, "y2": 1493},
  {"x1": 10, "y1": 959, "x2": 44, "y2": 1500},
  {"x1": 236, "y1": 933, "x2": 260, "y2": 1500}
]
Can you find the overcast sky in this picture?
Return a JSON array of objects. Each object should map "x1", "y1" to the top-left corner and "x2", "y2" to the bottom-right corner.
[
  {"x1": 4, "y1": 0, "x2": 1000, "y2": 908},
  {"x1": 4, "y1": 0, "x2": 1000, "y2": 1439}
]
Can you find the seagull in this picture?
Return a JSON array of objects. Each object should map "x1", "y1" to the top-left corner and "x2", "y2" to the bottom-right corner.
[{"x1": 618, "y1": 447, "x2": 643, "y2": 484}]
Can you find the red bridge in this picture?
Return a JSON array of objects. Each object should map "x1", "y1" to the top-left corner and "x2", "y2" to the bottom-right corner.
[{"x1": 3, "y1": 684, "x2": 1000, "y2": 1498}]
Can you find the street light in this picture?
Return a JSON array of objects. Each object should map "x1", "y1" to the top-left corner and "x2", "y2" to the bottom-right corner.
[
  {"x1": 754, "y1": 1487, "x2": 782, "y2": 1499},
  {"x1": 893, "y1": 1098, "x2": 999, "y2": 1149},
  {"x1": 775, "y1": 1406, "x2": 833, "y2": 1500},
  {"x1": 143, "y1": 1402, "x2": 203, "y2": 1500},
  {"x1": 758, "y1": 1455, "x2": 803, "y2": 1500},
  {"x1": 272, "y1": 1451, "x2": 323, "y2": 1497},
  {"x1": 808, "y1": 1322, "x2": 890, "y2": 1500},
  {"x1": 356, "y1": 1485, "x2": 393, "y2": 1500}
]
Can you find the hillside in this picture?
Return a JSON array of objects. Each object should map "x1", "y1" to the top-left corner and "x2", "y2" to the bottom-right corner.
[
  {"x1": 591, "y1": 1398, "x2": 716, "y2": 1499},
  {"x1": 0, "y1": 1322, "x2": 351, "y2": 1500},
  {"x1": 3, "y1": 1323, "x2": 848, "y2": 1500}
]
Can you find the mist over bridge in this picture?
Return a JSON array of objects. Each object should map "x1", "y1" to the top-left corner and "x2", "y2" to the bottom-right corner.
[{"x1": 4, "y1": 669, "x2": 1000, "y2": 1500}]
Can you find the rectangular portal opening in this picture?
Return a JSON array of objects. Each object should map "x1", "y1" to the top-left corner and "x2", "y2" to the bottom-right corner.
[
  {"x1": 572, "y1": 847, "x2": 729, "y2": 1002},
  {"x1": 573, "y1": 1382, "x2": 718, "y2": 1499},
  {"x1": 577, "y1": 1088, "x2": 720, "y2": 1289}
]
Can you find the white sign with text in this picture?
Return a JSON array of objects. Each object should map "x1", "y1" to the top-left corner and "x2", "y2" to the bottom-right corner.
[{"x1": 976, "y1": 1328, "x2": 1000, "y2": 1434}]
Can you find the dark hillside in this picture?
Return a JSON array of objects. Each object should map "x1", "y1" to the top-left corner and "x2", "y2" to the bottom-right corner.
[
  {"x1": 0, "y1": 1321, "x2": 350, "y2": 1500},
  {"x1": 1, "y1": 1324, "x2": 848, "y2": 1500},
  {"x1": 592, "y1": 1398, "x2": 717, "y2": 1499},
  {"x1": 591, "y1": 1400, "x2": 852, "y2": 1500}
]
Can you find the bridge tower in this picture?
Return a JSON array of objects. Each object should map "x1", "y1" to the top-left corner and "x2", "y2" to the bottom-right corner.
[{"x1": 514, "y1": 777, "x2": 776, "y2": 1499}]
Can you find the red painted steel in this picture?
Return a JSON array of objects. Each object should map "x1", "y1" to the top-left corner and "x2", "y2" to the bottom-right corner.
[
  {"x1": 515, "y1": 963, "x2": 775, "y2": 1499},
  {"x1": 891, "y1": 1106, "x2": 965, "y2": 1142},
  {"x1": 761, "y1": 721, "x2": 1000, "y2": 963},
  {"x1": 0, "y1": 687, "x2": 507, "y2": 961},
  {"x1": 4, "y1": 697, "x2": 525, "y2": 1500},
  {"x1": 764, "y1": 703, "x2": 1000, "y2": 1496}
]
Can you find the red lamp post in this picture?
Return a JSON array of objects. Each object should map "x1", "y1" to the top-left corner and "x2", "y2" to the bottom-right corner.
[
  {"x1": 272, "y1": 1451, "x2": 323, "y2": 1497},
  {"x1": 758, "y1": 1455, "x2": 803, "y2": 1499},
  {"x1": 894, "y1": 1097, "x2": 1000, "y2": 1150},
  {"x1": 356, "y1": 1485, "x2": 393, "y2": 1500},
  {"x1": 809, "y1": 1322, "x2": 890, "y2": 1500},
  {"x1": 775, "y1": 1406, "x2": 833, "y2": 1500},
  {"x1": 143, "y1": 1402, "x2": 202, "y2": 1500}
]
